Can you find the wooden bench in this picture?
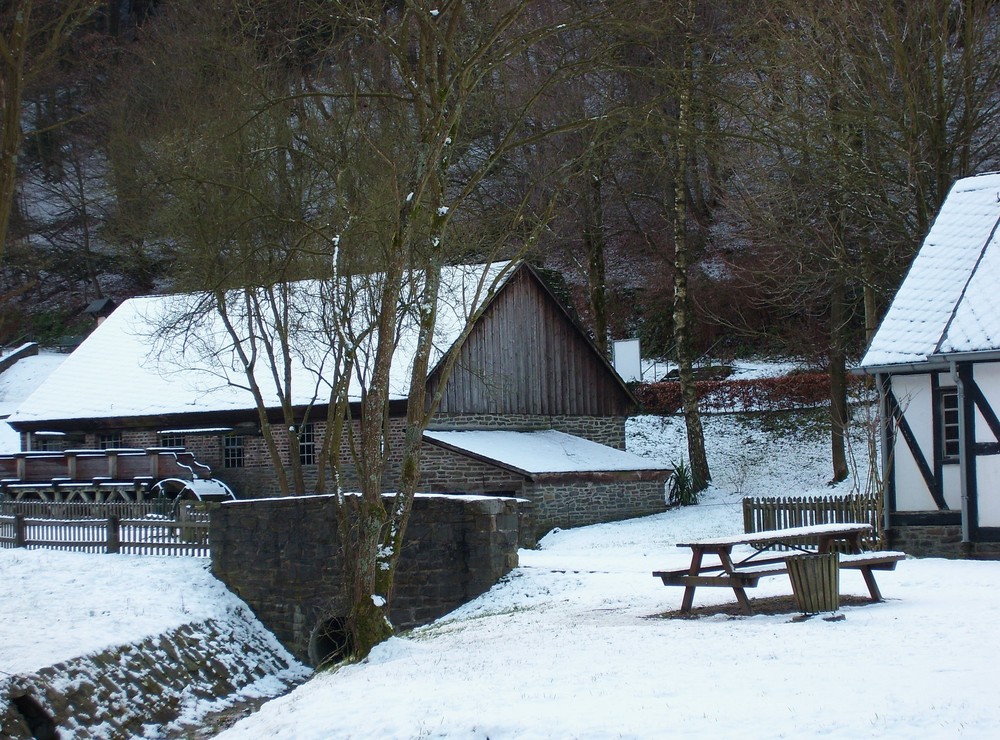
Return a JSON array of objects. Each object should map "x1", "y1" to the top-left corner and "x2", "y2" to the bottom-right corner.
[
  {"x1": 654, "y1": 565, "x2": 788, "y2": 587},
  {"x1": 838, "y1": 551, "x2": 906, "y2": 601},
  {"x1": 656, "y1": 524, "x2": 903, "y2": 614}
]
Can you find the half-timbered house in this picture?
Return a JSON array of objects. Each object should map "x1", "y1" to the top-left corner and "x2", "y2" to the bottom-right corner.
[
  {"x1": 7, "y1": 262, "x2": 670, "y2": 534},
  {"x1": 860, "y1": 172, "x2": 1000, "y2": 558}
]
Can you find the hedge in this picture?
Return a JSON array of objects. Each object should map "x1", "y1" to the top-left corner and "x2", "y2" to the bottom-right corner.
[{"x1": 634, "y1": 373, "x2": 868, "y2": 414}]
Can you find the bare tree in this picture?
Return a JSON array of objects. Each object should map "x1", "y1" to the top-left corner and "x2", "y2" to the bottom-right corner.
[
  {"x1": 730, "y1": 0, "x2": 1000, "y2": 482},
  {"x1": 610, "y1": 0, "x2": 732, "y2": 491},
  {"x1": 0, "y1": 0, "x2": 99, "y2": 264},
  {"x1": 107, "y1": 0, "x2": 595, "y2": 659}
]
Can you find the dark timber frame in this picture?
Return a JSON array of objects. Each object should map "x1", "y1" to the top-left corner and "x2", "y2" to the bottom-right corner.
[{"x1": 877, "y1": 359, "x2": 1000, "y2": 544}]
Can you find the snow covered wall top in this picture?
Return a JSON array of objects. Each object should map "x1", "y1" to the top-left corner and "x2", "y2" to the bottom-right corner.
[{"x1": 861, "y1": 172, "x2": 1000, "y2": 368}]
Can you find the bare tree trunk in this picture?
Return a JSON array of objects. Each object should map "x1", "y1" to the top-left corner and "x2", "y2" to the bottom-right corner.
[
  {"x1": 583, "y1": 169, "x2": 609, "y2": 356},
  {"x1": 346, "y1": 258, "x2": 406, "y2": 656},
  {"x1": 0, "y1": 0, "x2": 31, "y2": 264},
  {"x1": 829, "y1": 269, "x2": 849, "y2": 483},
  {"x1": 672, "y1": 0, "x2": 710, "y2": 492}
]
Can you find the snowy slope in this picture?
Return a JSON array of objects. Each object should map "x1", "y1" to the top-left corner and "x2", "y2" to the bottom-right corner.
[{"x1": 3, "y1": 412, "x2": 997, "y2": 738}]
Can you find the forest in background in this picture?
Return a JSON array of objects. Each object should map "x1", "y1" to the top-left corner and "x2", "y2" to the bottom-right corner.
[{"x1": 3, "y1": 0, "x2": 999, "y2": 365}]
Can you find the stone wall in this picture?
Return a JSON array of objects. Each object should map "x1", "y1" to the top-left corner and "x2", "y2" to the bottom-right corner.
[
  {"x1": 889, "y1": 525, "x2": 1000, "y2": 559},
  {"x1": 431, "y1": 413, "x2": 628, "y2": 449},
  {"x1": 526, "y1": 476, "x2": 669, "y2": 533},
  {"x1": 0, "y1": 617, "x2": 307, "y2": 739},
  {"x1": 418, "y1": 443, "x2": 526, "y2": 494},
  {"x1": 210, "y1": 493, "x2": 524, "y2": 665}
]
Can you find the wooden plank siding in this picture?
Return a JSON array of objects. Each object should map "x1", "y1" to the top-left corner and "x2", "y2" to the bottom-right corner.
[{"x1": 428, "y1": 266, "x2": 634, "y2": 417}]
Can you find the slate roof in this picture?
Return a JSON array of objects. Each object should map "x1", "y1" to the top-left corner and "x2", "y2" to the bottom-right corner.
[
  {"x1": 860, "y1": 172, "x2": 1000, "y2": 369},
  {"x1": 8, "y1": 262, "x2": 513, "y2": 425}
]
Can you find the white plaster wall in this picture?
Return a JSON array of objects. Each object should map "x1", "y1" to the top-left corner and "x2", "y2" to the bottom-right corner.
[
  {"x1": 890, "y1": 374, "x2": 937, "y2": 511},
  {"x1": 941, "y1": 464, "x2": 962, "y2": 510},
  {"x1": 977, "y1": 457, "x2": 1000, "y2": 526},
  {"x1": 973, "y1": 363, "x2": 1000, "y2": 526}
]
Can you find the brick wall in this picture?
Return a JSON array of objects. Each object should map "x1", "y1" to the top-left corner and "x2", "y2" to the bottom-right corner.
[{"x1": 210, "y1": 493, "x2": 524, "y2": 665}]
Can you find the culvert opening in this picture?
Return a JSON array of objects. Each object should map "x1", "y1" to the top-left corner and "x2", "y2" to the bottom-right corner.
[
  {"x1": 308, "y1": 616, "x2": 350, "y2": 667},
  {"x1": 11, "y1": 693, "x2": 57, "y2": 740}
]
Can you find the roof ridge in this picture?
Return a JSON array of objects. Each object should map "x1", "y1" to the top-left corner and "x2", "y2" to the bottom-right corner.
[{"x1": 935, "y1": 205, "x2": 1000, "y2": 355}]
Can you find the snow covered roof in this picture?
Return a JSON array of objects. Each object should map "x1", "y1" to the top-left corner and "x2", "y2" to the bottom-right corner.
[
  {"x1": 861, "y1": 172, "x2": 1000, "y2": 369},
  {"x1": 0, "y1": 349, "x2": 67, "y2": 451},
  {"x1": 8, "y1": 262, "x2": 514, "y2": 426},
  {"x1": 423, "y1": 429, "x2": 670, "y2": 476}
]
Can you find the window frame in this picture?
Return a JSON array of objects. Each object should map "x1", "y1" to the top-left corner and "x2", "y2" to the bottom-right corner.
[
  {"x1": 223, "y1": 435, "x2": 245, "y2": 468},
  {"x1": 97, "y1": 432, "x2": 123, "y2": 450},
  {"x1": 939, "y1": 387, "x2": 960, "y2": 464},
  {"x1": 298, "y1": 423, "x2": 317, "y2": 466},
  {"x1": 159, "y1": 433, "x2": 185, "y2": 449}
]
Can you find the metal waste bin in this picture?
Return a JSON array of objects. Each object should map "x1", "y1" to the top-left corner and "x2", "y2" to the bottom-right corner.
[{"x1": 787, "y1": 552, "x2": 839, "y2": 614}]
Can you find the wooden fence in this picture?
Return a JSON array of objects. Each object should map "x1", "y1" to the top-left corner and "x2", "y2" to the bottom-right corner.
[
  {"x1": 742, "y1": 494, "x2": 883, "y2": 551},
  {"x1": 0, "y1": 514, "x2": 210, "y2": 557},
  {"x1": 0, "y1": 499, "x2": 174, "y2": 520}
]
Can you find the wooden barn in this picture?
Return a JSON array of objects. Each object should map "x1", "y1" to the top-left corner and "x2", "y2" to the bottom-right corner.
[
  {"x1": 7, "y1": 261, "x2": 670, "y2": 534},
  {"x1": 861, "y1": 173, "x2": 1000, "y2": 558}
]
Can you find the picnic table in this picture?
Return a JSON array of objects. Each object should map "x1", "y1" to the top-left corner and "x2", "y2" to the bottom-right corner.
[{"x1": 653, "y1": 523, "x2": 905, "y2": 615}]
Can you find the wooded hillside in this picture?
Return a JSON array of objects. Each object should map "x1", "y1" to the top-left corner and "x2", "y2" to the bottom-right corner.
[{"x1": 3, "y1": 0, "x2": 999, "y2": 366}]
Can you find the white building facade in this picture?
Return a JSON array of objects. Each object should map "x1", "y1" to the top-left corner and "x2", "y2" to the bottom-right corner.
[{"x1": 862, "y1": 173, "x2": 1000, "y2": 557}]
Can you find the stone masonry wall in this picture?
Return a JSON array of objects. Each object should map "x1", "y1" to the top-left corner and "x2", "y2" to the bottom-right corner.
[
  {"x1": 430, "y1": 414, "x2": 628, "y2": 449},
  {"x1": 418, "y1": 443, "x2": 526, "y2": 494},
  {"x1": 416, "y1": 444, "x2": 670, "y2": 538},
  {"x1": 210, "y1": 493, "x2": 523, "y2": 665},
  {"x1": 889, "y1": 525, "x2": 1000, "y2": 559},
  {"x1": 209, "y1": 414, "x2": 626, "y2": 498},
  {"x1": 1, "y1": 618, "x2": 307, "y2": 740},
  {"x1": 527, "y1": 477, "x2": 669, "y2": 534}
]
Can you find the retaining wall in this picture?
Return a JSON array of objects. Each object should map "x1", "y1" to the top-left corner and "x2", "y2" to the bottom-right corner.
[
  {"x1": 210, "y1": 493, "x2": 524, "y2": 665},
  {"x1": 1, "y1": 617, "x2": 308, "y2": 739}
]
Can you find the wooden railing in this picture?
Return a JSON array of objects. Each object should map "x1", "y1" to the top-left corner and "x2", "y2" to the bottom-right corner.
[
  {"x1": 0, "y1": 514, "x2": 210, "y2": 557},
  {"x1": 0, "y1": 499, "x2": 175, "y2": 520},
  {"x1": 742, "y1": 494, "x2": 883, "y2": 551},
  {"x1": 0, "y1": 448, "x2": 213, "y2": 486}
]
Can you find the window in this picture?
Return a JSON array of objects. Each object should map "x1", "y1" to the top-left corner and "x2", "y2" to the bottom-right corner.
[
  {"x1": 941, "y1": 388, "x2": 960, "y2": 462},
  {"x1": 97, "y1": 432, "x2": 122, "y2": 450},
  {"x1": 159, "y1": 433, "x2": 185, "y2": 449},
  {"x1": 33, "y1": 433, "x2": 65, "y2": 452},
  {"x1": 298, "y1": 423, "x2": 316, "y2": 466},
  {"x1": 223, "y1": 435, "x2": 245, "y2": 468}
]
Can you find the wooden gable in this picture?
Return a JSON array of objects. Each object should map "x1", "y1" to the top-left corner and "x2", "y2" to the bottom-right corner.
[{"x1": 427, "y1": 264, "x2": 635, "y2": 417}]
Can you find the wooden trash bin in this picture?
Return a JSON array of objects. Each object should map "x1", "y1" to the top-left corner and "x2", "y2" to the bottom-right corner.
[{"x1": 787, "y1": 552, "x2": 839, "y2": 614}]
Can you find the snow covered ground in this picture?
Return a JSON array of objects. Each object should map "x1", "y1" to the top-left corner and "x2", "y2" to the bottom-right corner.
[{"x1": 3, "y1": 411, "x2": 998, "y2": 738}]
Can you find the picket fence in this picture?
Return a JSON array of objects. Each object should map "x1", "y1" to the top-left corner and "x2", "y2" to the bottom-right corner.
[
  {"x1": 0, "y1": 499, "x2": 173, "y2": 520},
  {"x1": 742, "y1": 494, "x2": 883, "y2": 551},
  {"x1": 0, "y1": 513, "x2": 210, "y2": 557}
]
